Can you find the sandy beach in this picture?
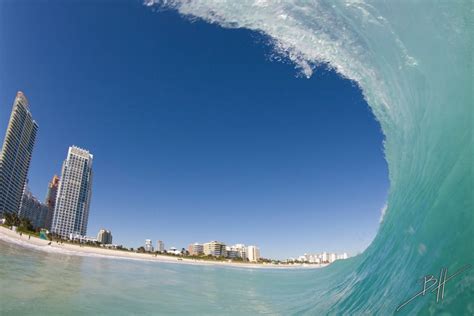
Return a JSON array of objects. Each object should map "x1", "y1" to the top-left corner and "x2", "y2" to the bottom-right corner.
[{"x1": 0, "y1": 226, "x2": 326, "y2": 270}]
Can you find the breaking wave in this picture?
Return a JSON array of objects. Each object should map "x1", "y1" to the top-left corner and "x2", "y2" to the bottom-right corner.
[{"x1": 145, "y1": 1, "x2": 473, "y2": 314}]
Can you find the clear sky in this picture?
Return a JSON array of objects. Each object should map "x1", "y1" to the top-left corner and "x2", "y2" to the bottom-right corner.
[{"x1": 0, "y1": 1, "x2": 388, "y2": 259}]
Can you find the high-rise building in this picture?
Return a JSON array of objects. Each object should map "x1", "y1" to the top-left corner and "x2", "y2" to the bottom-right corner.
[
  {"x1": 144, "y1": 239, "x2": 153, "y2": 252},
  {"x1": 247, "y1": 245, "x2": 260, "y2": 262},
  {"x1": 156, "y1": 240, "x2": 165, "y2": 252},
  {"x1": 51, "y1": 146, "x2": 93, "y2": 237},
  {"x1": 44, "y1": 175, "x2": 60, "y2": 230},
  {"x1": 0, "y1": 92, "x2": 38, "y2": 216},
  {"x1": 18, "y1": 182, "x2": 48, "y2": 229},
  {"x1": 203, "y1": 241, "x2": 226, "y2": 257},
  {"x1": 97, "y1": 229, "x2": 113, "y2": 244}
]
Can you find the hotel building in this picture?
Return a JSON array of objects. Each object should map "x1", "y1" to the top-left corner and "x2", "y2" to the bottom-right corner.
[
  {"x1": 0, "y1": 92, "x2": 38, "y2": 216},
  {"x1": 18, "y1": 183, "x2": 49, "y2": 229},
  {"x1": 188, "y1": 243, "x2": 204, "y2": 256},
  {"x1": 230, "y1": 244, "x2": 247, "y2": 260},
  {"x1": 247, "y1": 245, "x2": 260, "y2": 262},
  {"x1": 51, "y1": 146, "x2": 93, "y2": 237},
  {"x1": 156, "y1": 240, "x2": 165, "y2": 252},
  {"x1": 203, "y1": 241, "x2": 226, "y2": 257},
  {"x1": 225, "y1": 246, "x2": 239, "y2": 259},
  {"x1": 97, "y1": 229, "x2": 113, "y2": 244},
  {"x1": 144, "y1": 239, "x2": 153, "y2": 252}
]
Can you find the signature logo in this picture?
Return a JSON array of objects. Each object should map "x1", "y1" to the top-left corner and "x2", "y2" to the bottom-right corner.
[{"x1": 396, "y1": 264, "x2": 472, "y2": 312}]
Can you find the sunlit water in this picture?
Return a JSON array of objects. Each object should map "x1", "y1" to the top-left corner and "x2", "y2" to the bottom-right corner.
[
  {"x1": 1, "y1": 0, "x2": 473, "y2": 314},
  {"x1": 0, "y1": 239, "x2": 335, "y2": 315}
]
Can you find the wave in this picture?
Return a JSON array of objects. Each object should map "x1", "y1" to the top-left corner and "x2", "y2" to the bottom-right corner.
[{"x1": 145, "y1": 1, "x2": 473, "y2": 314}]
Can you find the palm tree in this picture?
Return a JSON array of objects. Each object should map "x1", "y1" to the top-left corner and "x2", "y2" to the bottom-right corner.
[
  {"x1": 19, "y1": 217, "x2": 33, "y2": 231},
  {"x1": 4, "y1": 212, "x2": 21, "y2": 227}
]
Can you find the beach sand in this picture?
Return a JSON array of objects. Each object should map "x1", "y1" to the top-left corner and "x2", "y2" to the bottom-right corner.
[{"x1": 0, "y1": 226, "x2": 326, "y2": 270}]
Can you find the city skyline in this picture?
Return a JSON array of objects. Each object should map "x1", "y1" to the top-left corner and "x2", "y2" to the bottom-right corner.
[
  {"x1": 0, "y1": 1, "x2": 388, "y2": 259},
  {"x1": 0, "y1": 86, "x2": 383, "y2": 258}
]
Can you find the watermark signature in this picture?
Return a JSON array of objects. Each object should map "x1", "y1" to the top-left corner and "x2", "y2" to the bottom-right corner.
[{"x1": 396, "y1": 264, "x2": 472, "y2": 312}]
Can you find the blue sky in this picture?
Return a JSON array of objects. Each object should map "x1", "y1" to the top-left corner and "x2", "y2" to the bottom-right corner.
[{"x1": 0, "y1": 1, "x2": 388, "y2": 259}]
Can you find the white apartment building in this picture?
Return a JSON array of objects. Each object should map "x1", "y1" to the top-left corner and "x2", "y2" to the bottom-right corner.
[
  {"x1": 188, "y1": 243, "x2": 204, "y2": 256},
  {"x1": 51, "y1": 146, "x2": 93, "y2": 237},
  {"x1": 296, "y1": 252, "x2": 349, "y2": 263},
  {"x1": 228, "y1": 244, "x2": 247, "y2": 260},
  {"x1": 337, "y1": 253, "x2": 348, "y2": 260},
  {"x1": 145, "y1": 239, "x2": 153, "y2": 252},
  {"x1": 97, "y1": 229, "x2": 113, "y2": 244},
  {"x1": 247, "y1": 245, "x2": 260, "y2": 262},
  {"x1": 322, "y1": 252, "x2": 328, "y2": 262},
  {"x1": 203, "y1": 241, "x2": 226, "y2": 257},
  {"x1": 69, "y1": 233, "x2": 97, "y2": 243}
]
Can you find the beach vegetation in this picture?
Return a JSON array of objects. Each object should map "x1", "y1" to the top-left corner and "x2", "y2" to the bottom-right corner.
[{"x1": 3, "y1": 212, "x2": 35, "y2": 233}]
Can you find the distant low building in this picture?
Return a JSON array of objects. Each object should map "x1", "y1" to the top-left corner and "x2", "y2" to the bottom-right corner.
[
  {"x1": 203, "y1": 241, "x2": 226, "y2": 257},
  {"x1": 188, "y1": 243, "x2": 204, "y2": 256},
  {"x1": 247, "y1": 245, "x2": 260, "y2": 262},
  {"x1": 156, "y1": 240, "x2": 165, "y2": 252},
  {"x1": 69, "y1": 233, "x2": 97, "y2": 243},
  {"x1": 168, "y1": 247, "x2": 181, "y2": 255},
  {"x1": 224, "y1": 244, "x2": 248, "y2": 259},
  {"x1": 144, "y1": 239, "x2": 153, "y2": 252},
  {"x1": 225, "y1": 246, "x2": 238, "y2": 259},
  {"x1": 230, "y1": 244, "x2": 247, "y2": 260},
  {"x1": 296, "y1": 252, "x2": 349, "y2": 264},
  {"x1": 337, "y1": 253, "x2": 348, "y2": 260},
  {"x1": 97, "y1": 229, "x2": 113, "y2": 244}
]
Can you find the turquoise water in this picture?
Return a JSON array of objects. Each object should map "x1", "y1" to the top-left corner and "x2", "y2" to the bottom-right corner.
[
  {"x1": 1, "y1": 1, "x2": 473, "y2": 314},
  {"x1": 0, "y1": 239, "x2": 340, "y2": 315}
]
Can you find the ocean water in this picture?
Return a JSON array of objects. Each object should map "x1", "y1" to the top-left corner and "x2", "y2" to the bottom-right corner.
[{"x1": 1, "y1": 0, "x2": 473, "y2": 315}]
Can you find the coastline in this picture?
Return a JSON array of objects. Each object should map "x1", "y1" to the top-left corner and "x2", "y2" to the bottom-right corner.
[{"x1": 0, "y1": 226, "x2": 327, "y2": 270}]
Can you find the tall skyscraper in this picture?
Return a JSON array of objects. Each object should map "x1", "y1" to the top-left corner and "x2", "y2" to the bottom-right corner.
[
  {"x1": 44, "y1": 175, "x2": 60, "y2": 230},
  {"x1": 0, "y1": 91, "x2": 38, "y2": 216},
  {"x1": 51, "y1": 146, "x2": 93, "y2": 237}
]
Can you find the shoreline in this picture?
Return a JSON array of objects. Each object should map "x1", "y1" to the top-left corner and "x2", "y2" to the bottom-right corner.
[{"x1": 0, "y1": 226, "x2": 327, "y2": 270}]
